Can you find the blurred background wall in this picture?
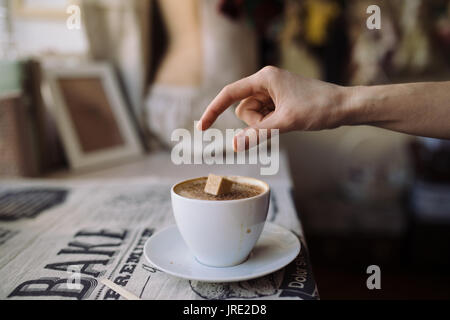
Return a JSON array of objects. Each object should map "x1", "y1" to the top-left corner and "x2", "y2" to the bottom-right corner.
[{"x1": 13, "y1": 15, "x2": 87, "y2": 55}]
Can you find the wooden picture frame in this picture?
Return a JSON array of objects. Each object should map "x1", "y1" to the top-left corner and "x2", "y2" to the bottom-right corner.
[
  {"x1": 0, "y1": 93, "x2": 40, "y2": 177},
  {"x1": 44, "y1": 63, "x2": 143, "y2": 170}
]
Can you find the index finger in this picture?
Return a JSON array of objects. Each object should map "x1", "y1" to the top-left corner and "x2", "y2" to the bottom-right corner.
[{"x1": 198, "y1": 74, "x2": 264, "y2": 130}]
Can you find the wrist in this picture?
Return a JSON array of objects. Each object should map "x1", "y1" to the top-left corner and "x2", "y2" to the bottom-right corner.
[{"x1": 338, "y1": 85, "x2": 368, "y2": 126}]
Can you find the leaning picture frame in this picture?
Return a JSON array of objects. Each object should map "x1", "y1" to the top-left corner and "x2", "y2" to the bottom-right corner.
[{"x1": 44, "y1": 62, "x2": 143, "y2": 171}]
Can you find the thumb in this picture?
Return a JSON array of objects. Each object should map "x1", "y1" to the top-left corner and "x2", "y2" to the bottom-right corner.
[
  {"x1": 233, "y1": 126, "x2": 279, "y2": 152},
  {"x1": 233, "y1": 109, "x2": 282, "y2": 152}
]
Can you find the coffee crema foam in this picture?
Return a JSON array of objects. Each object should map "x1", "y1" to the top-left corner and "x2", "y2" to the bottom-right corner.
[{"x1": 175, "y1": 177, "x2": 264, "y2": 201}]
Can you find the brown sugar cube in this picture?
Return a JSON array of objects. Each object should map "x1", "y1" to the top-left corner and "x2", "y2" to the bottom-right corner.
[{"x1": 204, "y1": 174, "x2": 233, "y2": 196}]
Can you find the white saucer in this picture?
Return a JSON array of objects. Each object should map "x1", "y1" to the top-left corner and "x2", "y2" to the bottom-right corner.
[{"x1": 144, "y1": 222, "x2": 300, "y2": 283}]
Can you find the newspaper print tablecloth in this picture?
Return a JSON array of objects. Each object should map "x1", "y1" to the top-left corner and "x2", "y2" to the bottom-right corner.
[{"x1": 0, "y1": 178, "x2": 318, "y2": 300}]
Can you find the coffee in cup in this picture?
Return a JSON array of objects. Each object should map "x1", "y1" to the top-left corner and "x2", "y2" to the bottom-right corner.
[
  {"x1": 171, "y1": 176, "x2": 270, "y2": 267},
  {"x1": 174, "y1": 177, "x2": 264, "y2": 201}
]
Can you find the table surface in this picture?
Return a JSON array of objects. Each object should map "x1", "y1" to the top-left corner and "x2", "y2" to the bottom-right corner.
[
  {"x1": 0, "y1": 150, "x2": 319, "y2": 300},
  {"x1": 45, "y1": 150, "x2": 294, "y2": 186}
]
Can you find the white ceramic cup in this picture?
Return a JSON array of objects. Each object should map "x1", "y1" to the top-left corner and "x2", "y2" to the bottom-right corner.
[{"x1": 171, "y1": 176, "x2": 270, "y2": 267}]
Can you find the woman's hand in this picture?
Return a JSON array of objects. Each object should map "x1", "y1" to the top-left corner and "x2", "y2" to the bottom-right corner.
[
  {"x1": 198, "y1": 66, "x2": 450, "y2": 147},
  {"x1": 197, "y1": 66, "x2": 351, "y2": 149}
]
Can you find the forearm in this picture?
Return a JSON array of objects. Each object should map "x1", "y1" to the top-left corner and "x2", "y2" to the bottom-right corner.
[{"x1": 340, "y1": 82, "x2": 450, "y2": 139}]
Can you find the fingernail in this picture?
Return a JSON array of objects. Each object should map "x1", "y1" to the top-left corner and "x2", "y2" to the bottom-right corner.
[{"x1": 196, "y1": 120, "x2": 203, "y2": 130}]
